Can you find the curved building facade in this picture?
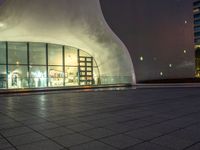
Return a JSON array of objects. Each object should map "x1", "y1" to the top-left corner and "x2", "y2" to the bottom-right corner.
[{"x1": 0, "y1": 0, "x2": 136, "y2": 89}]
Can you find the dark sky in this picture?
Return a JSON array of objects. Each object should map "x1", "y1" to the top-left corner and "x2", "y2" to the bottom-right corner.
[
  {"x1": 0, "y1": 0, "x2": 4, "y2": 5},
  {"x1": 100, "y1": 0, "x2": 194, "y2": 81}
]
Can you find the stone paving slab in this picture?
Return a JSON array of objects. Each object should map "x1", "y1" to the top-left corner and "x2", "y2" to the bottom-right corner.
[
  {"x1": 80, "y1": 127, "x2": 116, "y2": 139},
  {"x1": 16, "y1": 140, "x2": 63, "y2": 150},
  {"x1": 99, "y1": 134, "x2": 142, "y2": 149},
  {"x1": 0, "y1": 88, "x2": 200, "y2": 149},
  {"x1": 7, "y1": 132, "x2": 47, "y2": 146},
  {"x1": 69, "y1": 141, "x2": 117, "y2": 150},
  {"x1": 125, "y1": 142, "x2": 173, "y2": 150},
  {"x1": 53, "y1": 133, "x2": 93, "y2": 148},
  {"x1": 0, "y1": 126, "x2": 33, "y2": 138},
  {"x1": 0, "y1": 138, "x2": 13, "y2": 149}
]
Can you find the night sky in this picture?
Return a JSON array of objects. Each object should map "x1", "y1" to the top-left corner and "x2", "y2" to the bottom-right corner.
[
  {"x1": 100, "y1": 0, "x2": 194, "y2": 81},
  {"x1": 0, "y1": 0, "x2": 195, "y2": 81}
]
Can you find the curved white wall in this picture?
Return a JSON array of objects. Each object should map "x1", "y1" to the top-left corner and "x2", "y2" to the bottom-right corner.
[{"x1": 0, "y1": 0, "x2": 136, "y2": 84}]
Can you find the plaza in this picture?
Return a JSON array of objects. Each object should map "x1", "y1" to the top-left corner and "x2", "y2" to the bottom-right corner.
[{"x1": 0, "y1": 87, "x2": 200, "y2": 150}]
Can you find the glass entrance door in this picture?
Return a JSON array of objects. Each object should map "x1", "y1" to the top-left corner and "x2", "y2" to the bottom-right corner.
[{"x1": 78, "y1": 56, "x2": 94, "y2": 85}]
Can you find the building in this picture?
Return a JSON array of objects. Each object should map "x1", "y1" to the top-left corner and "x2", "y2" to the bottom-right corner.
[
  {"x1": 0, "y1": 0, "x2": 136, "y2": 89},
  {"x1": 194, "y1": 0, "x2": 200, "y2": 77}
]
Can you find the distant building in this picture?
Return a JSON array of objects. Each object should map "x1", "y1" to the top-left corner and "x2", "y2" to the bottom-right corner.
[{"x1": 194, "y1": 0, "x2": 200, "y2": 77}]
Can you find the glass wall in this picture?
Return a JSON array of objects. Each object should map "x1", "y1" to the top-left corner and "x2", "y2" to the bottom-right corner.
[
  {"x1": 0, "y1": 65, "x2": 6, "y2": 89},
  {"x1": 0, "y1": 41, "x2": 100, "y2": 89},
  {"x1": 29, "y1": 43, "x2": 47, "y2": 88},
  {"x1": 8, "y1": 65, "x2": 28, "y2": 88},
  {"x1": 30, "y1": 66, "x2": 47, "y2": 88},
  {"x1": 29, "y1": 43, "x2": 46, "y2": 65},
  {"x1": 48, "y1": 66, "x2": 64, "y2": 87},
  {"x1": 65, "y1": 46, "x2": 79, "y2": 86},
  {"x1": 65, "y1": 67, "x2": 78, "y2": 86},
  {"x1": 0, "y1": 42, "x2": 6, "y2": 64},
  {"x1": 7, "y1": 42, "x2": 28, "y2": 89},
  {"x1": 0, "y1": 42, "x2": 6, "y2": 89},
  {"x1": 65, "y1": 46, "x2": 78, "y2": 66},
  {"x1": 8, "y1": 42, "x2": 27, "y2": 64},
  {"x1": 48, "y1": 44, "x2": 64, "y2": 87}
]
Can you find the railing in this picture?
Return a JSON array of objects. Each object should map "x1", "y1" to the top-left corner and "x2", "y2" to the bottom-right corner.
[{"x1": 100, "y1": 76, "x2": 133, "y2": 85}]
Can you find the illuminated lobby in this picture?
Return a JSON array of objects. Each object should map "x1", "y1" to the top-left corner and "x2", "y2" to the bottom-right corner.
[{"x1": 0, "y1": 42, "x2": 100, "y2": 89}]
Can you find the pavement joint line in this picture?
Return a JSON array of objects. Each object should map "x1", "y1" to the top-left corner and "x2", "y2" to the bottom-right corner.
[
  {"x1": 138, "y1": 121, "x2": 200, "y2": 146},
  {"x1": 120, "y1": 112, "x2": 200, "y2": 138},
  {"x1": 149, "y1": 141, "x2": 177, "y2": 150},
  {"x1": 0, "y1": 129, "x2": 34, "y2": 139},
  {"x1": 68, "y1": 138, "x2": 121, "y2": 150},
  {"x1": 0, "y1": 132, "x2": 17, "y2": 150},
  {"x1": 29, "y1": 112, "x2": 143, "y2": 150},
  {"x1": 183, "y1": 141, "x2": 200, "y2": 150},
  {"x1": 0, "y1": 112, "x2": 70, "y2": 149},
  {"x1": 1, "y1": 89, "x2": 200, "y2": 149},
  {"x1": 0, "y1": 107, "x2": 123, "y2": 150},
  {"x1": 1, "y1": 99, "x2": 159, "y2": 127},
  {"x1": 120, "y1": 141, "x2": 147, "y2": 150},
  {"x1": 0, "y1": 91, "x2": 190, "y2": 116},
  {"x1": 122, "y1": 141, "x2": 175, "y2": 150},
  {"x1": 91, "y1": 95, "x2": 192, "y2": 116},
  {"x1": 1, "y1": 105, "x2": 200, "y2": 139},
  {"x1": 14, "y1": 139, "x2": 51, "y2": 149},
  {"x1": 0, "y1": 104, "x2": 88, "y2": 126},
  {"x1": 116, "y1": 114, "x2": 154, "y2": 124},
  {"x1": 1, "y1": 105, "x2": 198, "y2": 124},
  {"x1": 51, "y1": 120, "x2": 123, "y2": 149},
  {"x1": 95, "y1": 134, "x2": 144, "y2": 150}
]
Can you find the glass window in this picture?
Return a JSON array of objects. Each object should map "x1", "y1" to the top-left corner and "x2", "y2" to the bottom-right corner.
[
  {"x1": 194, "y1": 13, "x2": 200, "y2": 19},
  {"x1": 48, "y1": 44, "x2": 63, "y2": 65},
  {"x1": 195, "y1": 32, "x2": 200, "y2": 37},
  {"x1": 80, "y1": 67, "x2": 86, "y2": 71},
  {"x1": 0, "y1": 65, "x2": 7, "y2": 89},
  {"x1": 8, "y1": 65, "x2": 28, "y2": 88},
  {"x1": 48, "y1": 66, "x2": 64, "y2": 87},
  {"x1": 65, "y1": 67, "x2": 78, "y2": 86},
  {"x1": 79, "y1": 50, "x2": 97, "y2": 67},
  {"x1": 1, "y1": 42, "x2": 98, "y2": 88},
  {"x1": 80, "y1": 62, "x2": 85, "y2": 66},
  {"x1": 195, "y1": 26, "x2": 200, "y2": 32},
  {"x1": 194, "y1": 19, "x2": 200, "y2": 25},
  {"x1": 30, "y1": 66, "x2": 47, "y2": 88},
  {"x1": 0, "y1": 42, "x2": 6, "y2": 64},
  {"x1": 65, "y1": 46, "x2": 78, "y2": 66},
  {"x1": 30, "y1": 43, "x2": 46, "y2": 65},
  {"x1": 8, "y1": 42, "x2": 27, "y2": 65},
  {"x1": 80, "y1": 57, "x2": 85, "y2": 61},
  {"x1": 79, "y1": 50, "x2": 91, "y2": 57},
  {"x1": 194, "y1": 1, "x2": 200, "y2": 7},
  {"x1": 86, "y1": 67, "x2": 92, "y2": 71},
  {"x1": 87, "y1": 62, "x2": 92, "y2": 66}
]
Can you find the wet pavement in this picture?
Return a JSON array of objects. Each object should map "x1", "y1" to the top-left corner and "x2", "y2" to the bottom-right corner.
[{"x1": 0, "y1": 87, "x2": 200, "y2": 150}]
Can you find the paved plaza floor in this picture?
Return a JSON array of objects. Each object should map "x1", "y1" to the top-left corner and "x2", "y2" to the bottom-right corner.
[{"x1": 0, "y1": 87, "x2": 200, "y2": 150}]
